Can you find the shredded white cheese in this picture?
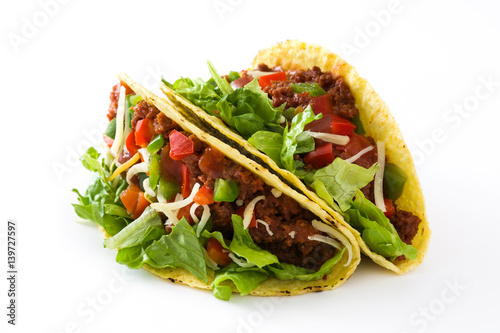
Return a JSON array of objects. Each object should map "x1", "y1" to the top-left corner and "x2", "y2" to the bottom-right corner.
[
  {"x1": 156, "y1": 188, "x2": 167, "y2": 203},
  {"x1": 110, "y1": 86, "x2": 126, "y2": 157},
  {"x1": 279, "y1": 116, "x2": 286, "y2": 124},
  {"x1": 142, "y1": 178, "x2": 156, "y2": 197},
  {"x1": 271, "y1": 188, "x2": 282, "y2": 198},
  {"x1": 189, "y1": 203, "x2": 201, "y2": 223},
  {"x1": 228, "y1": 253, "x2": 255, "y2": 268},
  {"x1": 236, "y1": 199, "x2": 244, "y2": 207},
  {"x1": 311, "y1": 220, "x2": 353, "y2": 267},
  {"x1": 305, "y1": 131, "x2": 350, "y2": 145},
  {"x1": 195, "y1": 205, "x2": 211, "y2": 237},
  {"x1": 289, "y1": 231, "x2": 296, "y2": 239},
  {"x1": 374, "y1": 141, "x2": 386, "y2": 212},
  {"x1": 345, "y1": 146, "x2": 374, "y2": 164},
  {"x1": 138, "y1": 148, "x2": 150, "y2": 164},
  {"x1": 150, "y1": 183, "x2": 201, "y2": 225},
  {"x1": 126, "y1": 162, "x2": 149, "y2": 185},
  {"x1": 256, "y1": 219, "x2": 273, "y2": 236},
  {"x1": 308, "y1": 235, "x2": 342, "y2": 250},
  {"x1": 243, "y1": 195, "x2": 265, "y2": 229}
]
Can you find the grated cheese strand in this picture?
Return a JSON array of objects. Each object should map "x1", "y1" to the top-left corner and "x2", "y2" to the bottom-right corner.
[
  {"x1": 243, "y1": 195, "x2": 266, "y2": 229},
  {"x1": 228, "y1": 253, "x2": 255, "y2": 268},
  {"x1": 195, "y1": 205, "x2": 211, "y2": 237},
  {"x1": 305, "y1": 131, "x2": 350, "y2": 145},
  {"x1": 311, "y1": 220, "x2": 353, "y2": 267},
  {"x1": 345, "y1": 146, "x2": 374, "y2": 164},
  {"x1": 126, "y1": 161, "x2": 149, "y2": 184},
  {"x1": 374, "y1": 141, "x2": 386, "y2": 212},
  {"x1": 256, "y1": 219, "x2": 273, "y2": 236},
  {"x1": 150, "y1": 183, "x2": 201, "y2": 225},
  {"x1": 190, "y1": 203, "x2": 201, "y2": 224},
  {"x1": 110, "y1": 86, "x2": 126, "y2": 157}
]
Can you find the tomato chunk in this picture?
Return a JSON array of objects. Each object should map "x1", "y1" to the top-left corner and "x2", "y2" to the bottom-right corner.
[
  {"x1": 119, "y1": 185, "x2": 150, "y2": 219},
  {"x1": 311, "y1": 94, "x2": 333, "y2": 115},
  {"x1": 135, "y1": 119, "x2": 156, "y2": 148},
  {"x1": 207, "y1": 238, "x2": 232, "y2": 267},
  {"x1": 383, "y1": 198, "x2": 395, "y2": 219},
  {"x1": 306, "y1": 114, "x2": 355, "y2": 136},
  {"x1": 237, "y1": 206, "x2": 257, "y2": 228},
  {"x1": 160, "y1": 145, "x2": 183, "y2": 184},
  {"x1": 193, "y1": 185, "x2": 215, "y2": 205},
  {"x1": 126, "y1": 131, "x2": 140, "y2": 156},
  {"x1": 169, "y1": 130, "x2": 194, "y2": 160},
  {"x1": 181, "y1": 164, "x2": 192, "y2": 198},
  {"x1": 258, "y1": 72, "x2": 287, "y2": 89},
  {"x1": 103, "y1": 134, "x2": 114, "y2": 148},
  {"x1": 304, "y1": 143, "x2": 335, "y2": 169},
  {"x1": 177, "y1": 202, "x2": 195, "y2": 225}
]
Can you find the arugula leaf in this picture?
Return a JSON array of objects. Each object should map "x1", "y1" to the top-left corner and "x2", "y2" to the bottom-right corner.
[
  {"x1": 267, "y1": 248, "x2": 345, "y2": 281},
  {"x1": 346, "y1": 190, "x2": 417, "y2": 260},
  {"x1": 313, "y1": 158, "x2": 379, "y2": 211},
  {"x1": 103, "y1": 207, "x2": 163, "y2": 249},
  {"x1": 229, "y1": 215, "x2": 279, "y2": 268},
  {"x1": 211, "y1": 263, "x2": 269, "y2": 301},
  {"x1": 281, "y1": 106, "x2": 321, "y2": 172},
  {"x1": 146, "y1": 218, "x2": 208, "y2": 283},
  {"x1": 248, "y1": 131, "x2": 284, "y2": 167}
]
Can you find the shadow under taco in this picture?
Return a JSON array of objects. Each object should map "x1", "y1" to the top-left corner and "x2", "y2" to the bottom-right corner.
[
  {"x1": 160, "y1": 40, "x2": 430, "y2": 274},
  {"x1": 72, "y1": 72, "x2": 360, "y2": 300}
]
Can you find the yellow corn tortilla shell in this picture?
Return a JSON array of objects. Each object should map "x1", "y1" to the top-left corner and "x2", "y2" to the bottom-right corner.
[
  {"x1": 109, "y1": 73, "x2": 360, "y2": 297},
  {"x1": 161, "y1": 40, "x2": 430, "y2": 274}
]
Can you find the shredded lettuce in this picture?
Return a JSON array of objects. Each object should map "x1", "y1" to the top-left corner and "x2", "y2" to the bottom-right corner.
[
  {"x1": 165, "y1": 77, "x2": 221, "y2": 116},
  {"x1": 211, "y1": 264, "x2": 269, "y2": 301},
  {"x1": 248, "y1": 131, "x2": 284, "y2": 167},
  {"x1": 72, "y1": 147, "x2": 130, "y2": 236},
  {"x1": 312, "y1": 158, "x2": 379, "y2": 211},
  {"x1": 281, "y1": 106, "x2": 321, "y2": 172},
  {"x1": 346, "y1": 190, "x2": 417, "y2": 260}
]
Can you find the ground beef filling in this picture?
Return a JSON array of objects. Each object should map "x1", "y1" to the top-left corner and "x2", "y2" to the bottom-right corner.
[
  {"x1": 261, "y1": 65, "x2": 358, "y2": 119},
  {"x1": 130, "y1": 101, "x2": 337, "y2": 271}
]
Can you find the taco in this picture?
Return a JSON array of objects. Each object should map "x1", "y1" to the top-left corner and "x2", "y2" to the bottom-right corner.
[
  {"x1": 161, "y1": 40, "x2": 430, "y2": 274},
  {"x1": 72, "y1": 72, "x2": 360, "y2": 300}
]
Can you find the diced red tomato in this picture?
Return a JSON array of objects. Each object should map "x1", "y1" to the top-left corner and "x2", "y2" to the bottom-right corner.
[
  {"x1": 258, "y1": 72, "x2": 287, "y2": 89},
  {"x1": 193, "y1": 185, "x2": 215, "y2": 205},
  {"x1": 383, "y1": 198, "x2": 395, "y2": 218},
  {"x1": 135, "y1": 119, "x2": 156, "y2": 148},
  {"x1": 177, "y1": 202, "x2": 195, "y2": 225},
  {"x1": 207, "y1": 238, "x2": 232, "y2": 267},
  {"x1": 126, "y1": 131, "x2": 140, "y2": 156},
  {"x1": 103, "y1": 135, "x2": 114, "y2": 148},
  {"x1": 119, "y1": 185, "x2": 150, "y2": 219},
  {"x1": 133, "y1": 192, "x2": 150, "y2": 219},
  {"x1": 311, "y1": 94, "x2": 333, "y2": 115},
  {"x1": 304, "y1": 143, "x2": 335, "y2": 169},
  {"x1": 198, "y1": 147, "x2": 225, "y2": 179},
  {"x1": 336, "y1": 133, "x2": 377, "y2": 167},
  {"x1": 169, "y1": 130, "x2": 194, "y2": 160},
  {"x1": 306, "y1": 114, "x2": 356, "y2": 136},
  {"x1": 181, "y1": 164, "x2": 192, "y2": 198},
  {"x1": 237, "y1": 207, "x2": 257, "y2": 228}
]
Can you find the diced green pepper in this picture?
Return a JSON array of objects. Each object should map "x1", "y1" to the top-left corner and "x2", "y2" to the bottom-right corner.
[
  {"x1": 147, "y1": 135, "x2": 165, "y2": 155},
  {"x1": 283, "y1": 107, "x2": 297, "y2": 121},
  {"x1": 352, "y1": 114, "x2": 365, "y2": 135},
  {"x1": 128, "y1": 94, "x2": 143, "y2": 107},
  {"x1": 290, "y1": 83, "x2": 326, "y2": 97},
  {"x1": 228, "y1": 71, "x2": 241, "y2": 82},
  {"x1": 159, "y1": 178, "x2": 181, "y2": 201},
  {"x1": 383, "y1": 163, "x2": 407, "y2": 201},
  {"x1": 213, "y1": 179, "x2": 239, "y2": 202},
  {"x1": 105, "y1": 118, "x2": 117, "y2": 139},
  {"x1": 148, "y1": 154, "x2": 161, "y2": 190}
]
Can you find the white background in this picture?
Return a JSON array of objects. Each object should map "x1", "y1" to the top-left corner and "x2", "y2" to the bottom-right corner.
[{"x1": 2, "y1": 0, "x2": 499, "y2": 332}]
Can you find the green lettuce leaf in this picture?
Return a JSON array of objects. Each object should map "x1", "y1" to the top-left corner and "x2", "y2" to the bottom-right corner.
[
  {"x1": 248, "y1": 131, "x2": 284, "y2": 167},
  {"x1": 116, "y1": 227, "x2": 166, "y2": 269},
  {"x1": 229, "y1": 215, "x2": 279, "y2": 268},
  {"x1": 281, "y1": 106, "x2": 321, "y2": 172},
  {"x1": 167, "y1": 77, "x2": 221, "y2": 115},
  {"x1": 211, "y1": 264, "x2": 269, "y2": 301},
  {"x1": 103, "y1": 207, "x2": 163, "y2": 249},
  {"x1": 146, "y1": 218, "x2": 208, "y2": 283},
  {"x1": 266, "y1": 248, "x2": 345, "y2": 281},
  {"x1": 312, "y1": 158, "x2": 379, "y2": 211},
  {"x1": 346, "y1": 190, "x2": 417, "y2": 260}
]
